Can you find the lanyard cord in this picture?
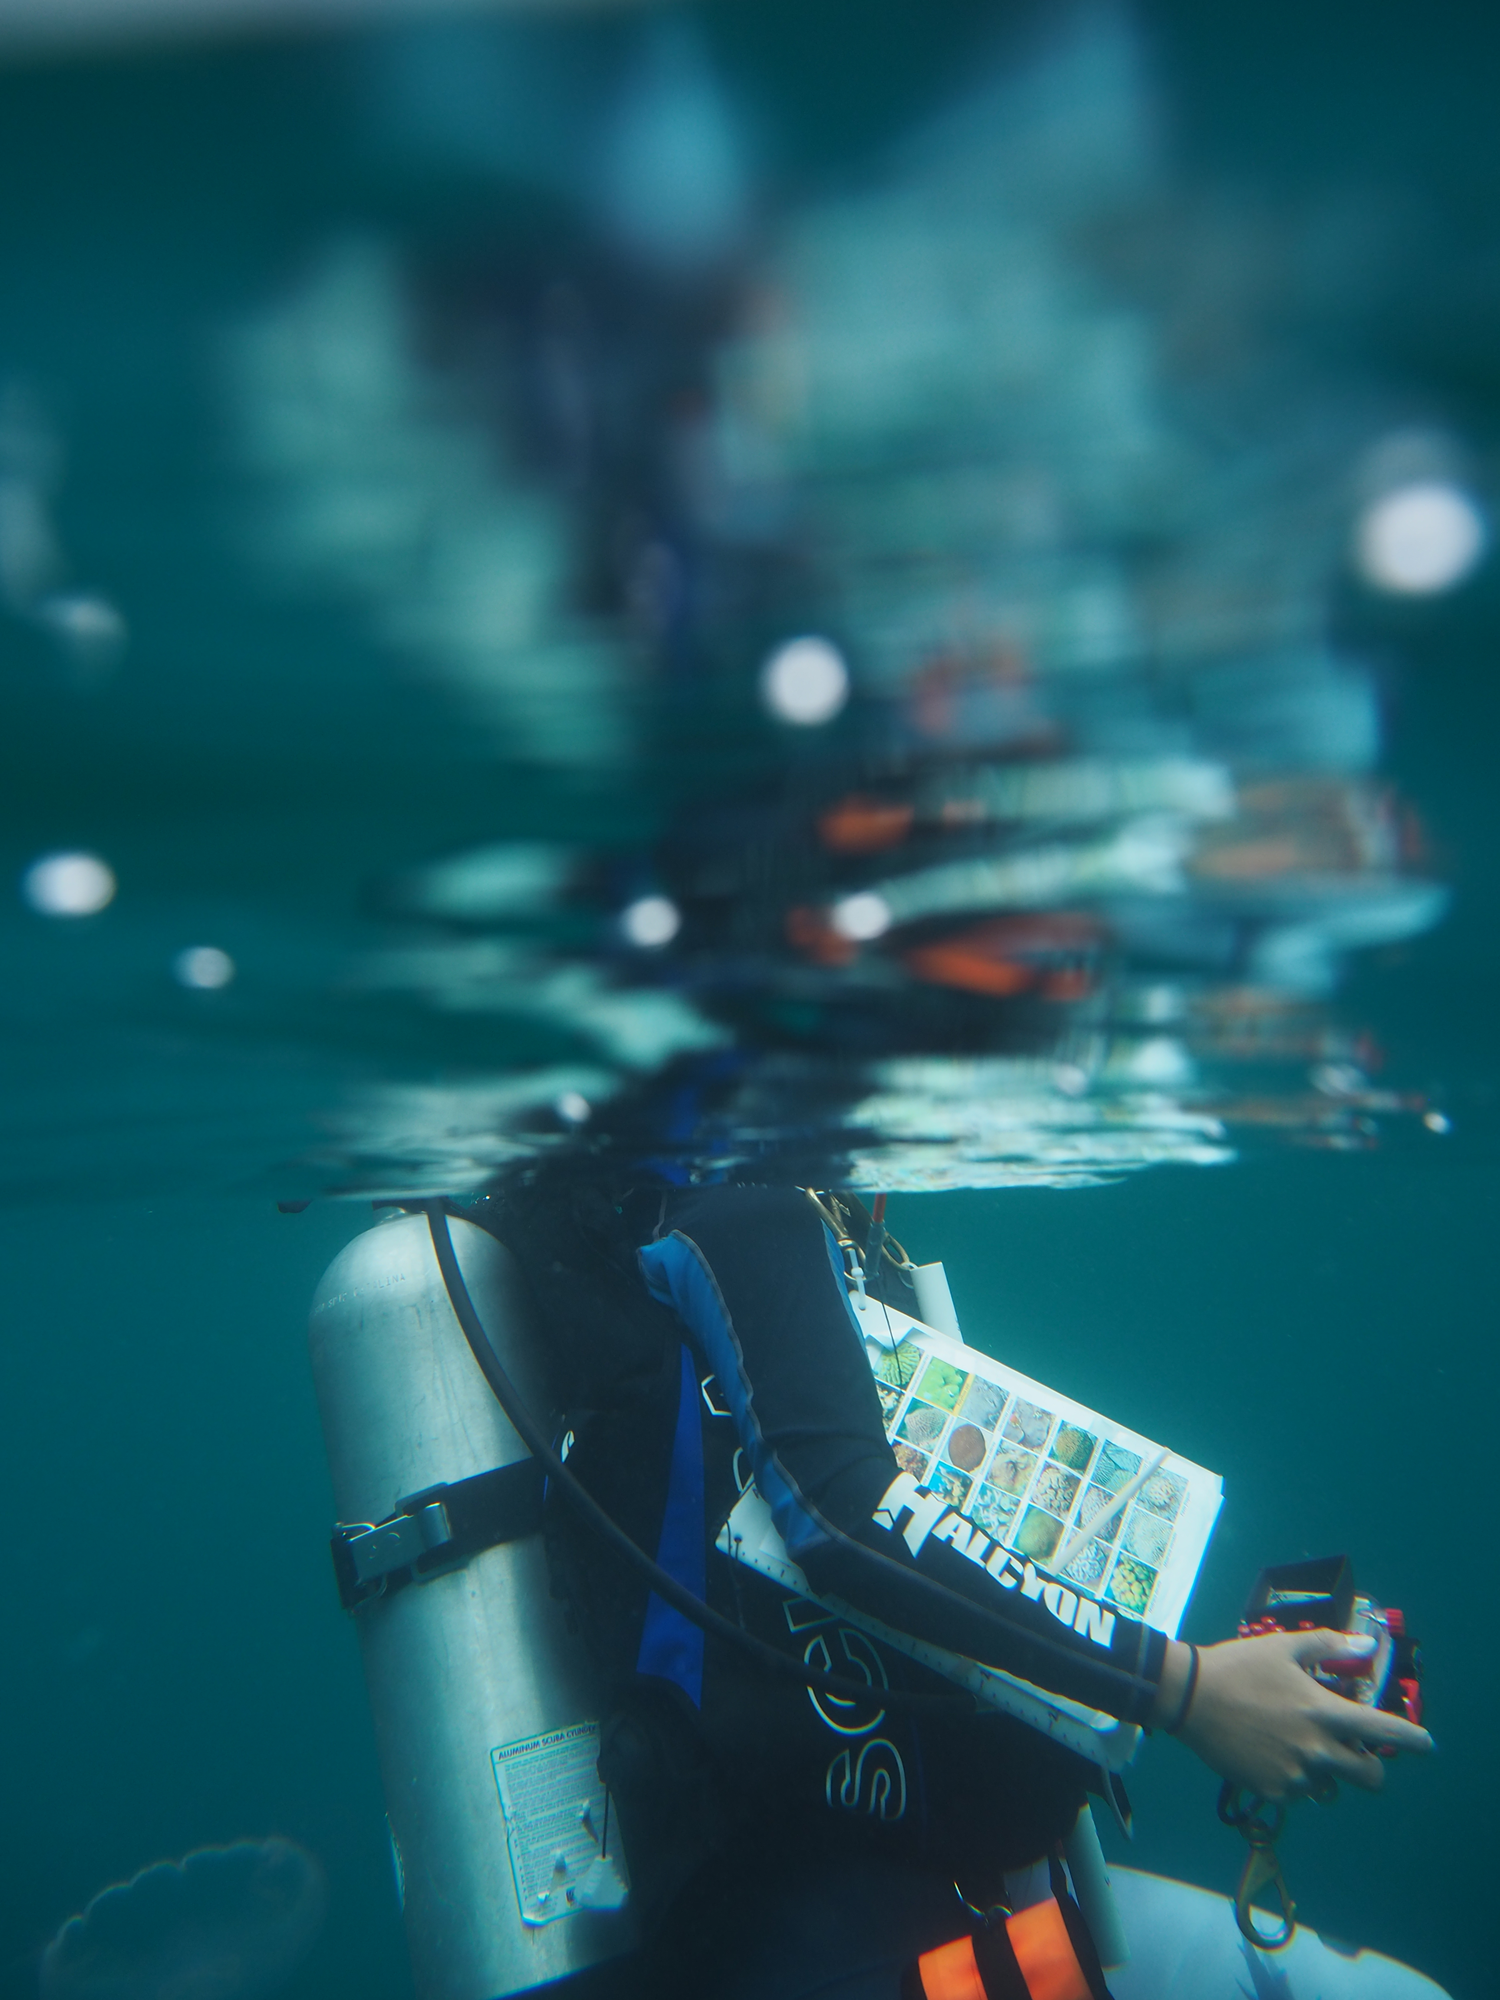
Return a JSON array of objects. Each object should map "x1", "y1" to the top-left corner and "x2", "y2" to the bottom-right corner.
[{"x1": 423, "y1": 1203, "x2": 975, "y2": 1717}]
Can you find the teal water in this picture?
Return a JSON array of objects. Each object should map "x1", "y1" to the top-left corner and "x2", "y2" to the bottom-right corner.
[
  {"x1": 1, "y1": 5, "x2": 1497, "y2": 1997},
  {"x1": 5, "y1": 1166, "x2": 1496, "y2": 1998}
]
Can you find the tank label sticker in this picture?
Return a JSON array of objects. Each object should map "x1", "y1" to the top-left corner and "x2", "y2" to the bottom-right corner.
[{"x1": 490, "y1": 1722, "x2": 628, "y2": 1926}]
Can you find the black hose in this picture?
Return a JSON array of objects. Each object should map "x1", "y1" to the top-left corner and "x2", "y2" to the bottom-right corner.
[{"x1": 423, "y1": 1203, "x2": 974, "y2": 1717}]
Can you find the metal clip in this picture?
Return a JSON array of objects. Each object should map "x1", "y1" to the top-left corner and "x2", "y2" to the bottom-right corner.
[
  {"x1": 332, "y1": 1500, "x2": 453, "y2": 1608},
  {"x1": 1218, "y1": 1786, "x2": 1296, "y2": 1950},
  {"x1": 330, "y1": 1459, "x2": 547, "y2": 1612},
  {"x1": 348, "y1": 1501, "x2": 452, "y2": 1585}
]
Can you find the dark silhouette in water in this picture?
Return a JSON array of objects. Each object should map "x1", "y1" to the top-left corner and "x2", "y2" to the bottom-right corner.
[{"x1": 39, "y1": 1840, "x2": 326, "y2": 2000}]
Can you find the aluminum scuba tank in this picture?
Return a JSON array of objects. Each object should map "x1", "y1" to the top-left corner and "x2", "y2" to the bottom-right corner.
[{"x1": 308, "y1": 1212, "x2": 636, "y2": 2000}]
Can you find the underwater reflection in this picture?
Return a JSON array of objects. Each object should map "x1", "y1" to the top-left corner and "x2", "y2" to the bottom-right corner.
[
  {"x1": 270, "y1": 11, "x2": 1453, "y2": 1191},
  {"x1": 0, "y1": 1, "x2": 1474, "y2": 1202}
]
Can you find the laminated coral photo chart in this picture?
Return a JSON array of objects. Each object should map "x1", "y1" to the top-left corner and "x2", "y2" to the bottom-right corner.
[
  {"x1": 861, "y1": 1302, "x2": 1222, "y2": 1637},
  {"x1": 719, "y1": 1296, "x2": 1222, "y2": 1766}
]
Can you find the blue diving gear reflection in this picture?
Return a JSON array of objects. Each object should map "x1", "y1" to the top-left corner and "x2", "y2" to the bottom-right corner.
[{"x1": 308, "y1": 1188, "x2": 1447, "y2": 2000}]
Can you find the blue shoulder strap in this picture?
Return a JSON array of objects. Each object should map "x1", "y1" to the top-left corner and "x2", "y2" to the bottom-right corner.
[
  {"x1": 639, "y1": 1229, "x2": 831, "y2": 1561},
  {"x1": 634, "y1": 1343, "x2": 706, "y2": 1706}
]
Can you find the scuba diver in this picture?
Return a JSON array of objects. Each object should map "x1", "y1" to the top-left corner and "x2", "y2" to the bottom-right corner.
[{"x1": 418, "y1": 1171, "x2": 1432, "y2": 2000}]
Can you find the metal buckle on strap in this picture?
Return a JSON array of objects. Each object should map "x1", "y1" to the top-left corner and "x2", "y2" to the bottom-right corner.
[
  {"x1": 342, "y1": 1502, "x2": 454, "y2": 1590},
  {"x1": 331, "y1": 1502, "x2": 456, "y2": 1612},
  {"x1": 330, "y1": 1457, "x2": 546, "y2": 1612}
]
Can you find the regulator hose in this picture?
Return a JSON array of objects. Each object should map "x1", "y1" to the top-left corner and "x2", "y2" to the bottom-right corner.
[{"x1": 423, "y1": 1202, "x2": 975, "y2": 1717}]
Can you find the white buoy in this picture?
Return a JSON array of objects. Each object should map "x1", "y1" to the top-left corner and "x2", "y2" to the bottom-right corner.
[{"x1": 1105, "y1": 1868, "x2": 1449, "y2": 1999}]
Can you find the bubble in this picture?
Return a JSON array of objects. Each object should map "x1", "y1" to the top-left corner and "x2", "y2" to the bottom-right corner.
[
  {"x1": 22, "y1": 851, "x2": 116, "y2": 917},
  {"x1": 41, "y1": 1838, "x2": 326, "y2": 2000},
  {"x1": 555, "y1": 1090, "x2": 592, "y2": 1125},
  {"x1": 830, "y1": 891, "x2": 891, "y2": 941},
  {"x1": 1355, "y1": 481, "x2": 1486, "y2": 595},
  {"x1": 759, "y1": 636, "x2": 850, "y2": 726},
  {"x1": 620, "y1": 894, "x2": 681, "y2": 948},
  {"x1": 1423, "y1": 1110, "x2": 1452, "y2": 1134},
  {"x1": 173, "y1": 946, "x2": 236, "y2": 990}
]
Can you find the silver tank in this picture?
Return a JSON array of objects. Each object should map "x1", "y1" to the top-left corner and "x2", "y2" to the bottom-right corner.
[{"x1": 309, "y1": 1212, "x2": 635, "y2": 2000}]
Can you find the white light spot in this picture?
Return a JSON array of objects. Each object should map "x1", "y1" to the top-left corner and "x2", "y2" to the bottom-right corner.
[
  {"x1": 22, "y1": 851, "x2": 115, "y2": 917},
  {"x1": 1313, "y1": 1062, "x2": 1365, "y2": 1098},
  {"x1": 1122, "y1": 1036, "x2": 1191, "y2": 1085},
  {"x1": 36, "y1": 591, "x2": 127, "y2": 673},
  {"x1": 620, "y1": 895, "x2": 681, "y2": 948},
  {"x1": 830, "y1": 891, "x2": 891, "y2": 941},
  {"x1": 172, "y1": 946, "x2": 235, "y2": 990},
  {"x1": 1355, "y1": 481, "x2": 1486, "y2": 595},
  {"x1": 1053, "y1": 1064, "x2": 1089, "y2": 1096},
  {"x1": 1423, "y1": 1110, "x2": 1451, "y2": 1134},
  {"x1": 1138, "y1": 984, "x2": 1185, "y2": 1025},
  {"x1": 760, "y1": 636, "x2": 849, "y2": 726},
  {"x1": 555, "y1": 1091, "x2": 592, "y2": 1126}
]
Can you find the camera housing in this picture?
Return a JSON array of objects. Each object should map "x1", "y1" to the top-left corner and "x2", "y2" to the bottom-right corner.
[{"x1": 1239, "y1": 1555, "x2": 1422, "y2": 1731}]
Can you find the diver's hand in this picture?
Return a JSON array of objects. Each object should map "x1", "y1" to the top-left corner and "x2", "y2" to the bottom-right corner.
[{"x1": 1156, "y1": 1630, "x2": 1433, "y2": 1801}]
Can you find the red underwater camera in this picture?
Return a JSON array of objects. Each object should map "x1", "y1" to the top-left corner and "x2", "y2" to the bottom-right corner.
[{"x1": 1239, "y1": 1555, "x2": 1422, "y2": 1734}]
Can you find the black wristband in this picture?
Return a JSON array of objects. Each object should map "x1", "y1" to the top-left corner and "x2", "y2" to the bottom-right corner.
[{"x1": 1164, "y1": 1642, "x2": 1201, "y2": 1735}]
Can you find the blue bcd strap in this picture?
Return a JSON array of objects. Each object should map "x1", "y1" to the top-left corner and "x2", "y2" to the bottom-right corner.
[{"x1": 634, "y1": 1344, "x2": 707, "y2": 1706}]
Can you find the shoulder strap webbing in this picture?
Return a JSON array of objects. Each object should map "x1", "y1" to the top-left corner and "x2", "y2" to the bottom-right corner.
[{"x1": 634, "y1": 1343, "x2": 707, "y2": 1705}]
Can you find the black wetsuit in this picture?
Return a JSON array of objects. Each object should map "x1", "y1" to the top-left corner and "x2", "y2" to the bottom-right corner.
[
  {"x1": 468, "y1": 1179, "x2": 1162, "y2": 1987},
  {"x1": 637, "y1": 1186, "x2": 1165, "y2": 1722}
]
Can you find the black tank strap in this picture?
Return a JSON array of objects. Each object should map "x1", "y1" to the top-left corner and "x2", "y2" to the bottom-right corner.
[
  {"x1": 331, "y1": 1458, "x2": 546, "y2": 1611},
  {"x1": 1048, "y1": 1851, "x2": 1117, "y2": 2000}
]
